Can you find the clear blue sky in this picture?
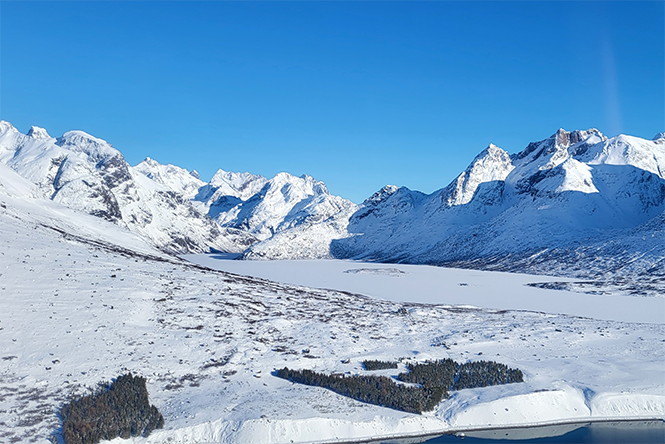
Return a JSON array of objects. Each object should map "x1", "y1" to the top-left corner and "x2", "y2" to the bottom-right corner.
[{"x1": 1, "y1": 1, "x2": 663, "y2": 203}]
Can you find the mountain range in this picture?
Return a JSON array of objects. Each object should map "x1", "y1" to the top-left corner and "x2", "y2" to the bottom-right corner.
[{"x1": 1, "y1": 121, "x2": 663, "y2": 284}]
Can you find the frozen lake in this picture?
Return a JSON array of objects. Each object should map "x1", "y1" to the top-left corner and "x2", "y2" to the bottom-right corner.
[{"x1": 183, "y1": 255, "x2": 665, "y2": 324}]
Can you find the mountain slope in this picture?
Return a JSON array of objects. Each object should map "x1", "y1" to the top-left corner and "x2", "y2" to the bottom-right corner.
[
  {"x1": 330, "y1": 129, "x2": 665, "y2": 283},
  {"x1": 0, "y1": 122, "x2": 256, "y2": 254},
  {"x1": 134, "y1": 156, "x2": 358, "y2": 256},
  {"x1": 0, "y1": 121, "x2": 356, "y2": 258}
]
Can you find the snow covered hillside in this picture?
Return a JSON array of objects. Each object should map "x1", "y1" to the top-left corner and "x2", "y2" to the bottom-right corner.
[
  {"x1": 329, "y1": 129, "x2": 665, "y2": 287},
  {"x1": 0, "y1": 122, "x2": 254, "y2": 254},
  {"x1": 0, "y1": 163, "x2": 663, "y2": 444},
  {"x1": 2, "y1": 121, "x2": 663, "y2": 282},
  {"x1": 0, "y1": 122, "x2": 355, "y2": 257},
  {"x1": 134, "y1": 159, "x2": 359, "y2": 258}
]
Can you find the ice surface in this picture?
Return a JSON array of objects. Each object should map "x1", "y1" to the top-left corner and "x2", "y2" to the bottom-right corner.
[{"x1": 183, "y1": 256, "x2": 665, "y2": 325}]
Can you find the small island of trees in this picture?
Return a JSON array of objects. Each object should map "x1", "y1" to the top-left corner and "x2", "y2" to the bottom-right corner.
[
  {"x1": 60, "y1": 373, "x2": 164, "y2": 444},
  {"x1": 276, "y1": 358, "x2": 523, "y2": 414}
]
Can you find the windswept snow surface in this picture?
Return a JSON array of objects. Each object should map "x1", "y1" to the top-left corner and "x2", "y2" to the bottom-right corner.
[
  {"x1": 1, "y1": 174, "x2": 663, "y2": 443},
  {"x1": 183, "y1": 256, "x2": 665, "y2": 325}
]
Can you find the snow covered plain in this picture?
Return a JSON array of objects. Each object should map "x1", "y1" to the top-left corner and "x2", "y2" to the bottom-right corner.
[
  {"x1": 183, "y1": 256, "x2": 664, "y2": 325},
  {"x1": 1, "y1": 165, "x2": 664, "y2": 444}
]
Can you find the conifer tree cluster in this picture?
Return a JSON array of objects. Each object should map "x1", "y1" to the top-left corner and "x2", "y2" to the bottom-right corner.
[
  {"x1": 275, "y1": 368, "x2": 444, "y2": 414},
  {"x1": 397, "y1": 359, "x2": 523, "y2": 390},
  {"x1": 61, "y1": 373, "x2": 164, "y2": 444},
  {"x1": 276, "y1": 359, "x2": 523, "y2": 414},
  {"x1": 362, "y1": 360, "x2": 398, "y2": 371}
]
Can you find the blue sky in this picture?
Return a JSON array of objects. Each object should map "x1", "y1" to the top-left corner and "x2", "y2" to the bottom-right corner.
[{"x1": 1, "y1": 1, "x2": 663, "y2": 203}]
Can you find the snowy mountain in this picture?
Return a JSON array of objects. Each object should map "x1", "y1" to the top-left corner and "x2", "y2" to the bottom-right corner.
[
  {"x1": 1, "y1": 151, "x2": 664, "y2": 443},
  {"x1": 132, "y1": 154, "x2": 358, "y2": 257},
  {"x1": 0, "y1": 122, "x2": 356, "y2": 258},
  {"x1": 0, "y1": 122, "x2": 253, "y2": 254},
  {"x1": 329, "y1": 128, "x2": 665, "y2": 282},
  {"x1": 134, "y1": 157, "x2": 205, "y2": 199},
  {"x1": 2, "y1": 121, "x2": 663, "y2": 278},
  {"x1": 210, "y1": 172, "x2": 356, "y2": 240}
]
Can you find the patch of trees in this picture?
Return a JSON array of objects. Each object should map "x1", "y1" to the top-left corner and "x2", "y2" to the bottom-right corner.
[
  {"x1": 275, "y1": 368, "x2": 443, "y2": 414},
  {"x1": 397, "y1": 359, "x2": 523, "y2": 391},
  {"x1": 275, "y1": 359, "x2": 523, "y2": 414},
  {"x1": 362, "y1": 360, "x2": 398, "y2": 371},
  {"x1": 61, "y1": 373, "x2": 164, "y2": 444}
]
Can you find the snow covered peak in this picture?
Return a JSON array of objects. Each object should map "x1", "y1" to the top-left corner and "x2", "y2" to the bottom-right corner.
[
  {"x1": 55, "y1": 130, "x2": 120, "y2": 162},
  {"x1": 26, "y1": 126, "x2": 51, "y2": 139},
  {"x1": 140, "y1": 156, "x2": 160, "y2": 167},
  {"x1": 0, "y1": 120, "x2": 18, "y2": 136},
  {"x1": 267, "y1": 172, "x2": 330, "y2": 196},
  {"x1": 581, "y1": 134, "x2": 665, "y2": 179},
  {"x1": 653, "y1": 132, "x2": 665, "y2": 142},
  {"x1": 443, "y1": 143, "x2": 513, "y2": 207},
  {"x1": 258, "y1": 172, "x2": 330, "y2": 205},
  {"x1": 209, "y1": 169, "x2": 267, "y2": 201},
  {"x1": 211, "y1": 171, "x2": 352, "y2": 241},
  {"x1": 364, "y1": 185, "x2": 399, "y2": 205},
  {"x1": 134, "y1": 157, "x2": 205, "y2": 197}
]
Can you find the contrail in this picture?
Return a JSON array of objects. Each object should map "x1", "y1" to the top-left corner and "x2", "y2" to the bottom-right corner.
[{"x1": 600, "y1": 30, "x2": 623, "y2": 136}]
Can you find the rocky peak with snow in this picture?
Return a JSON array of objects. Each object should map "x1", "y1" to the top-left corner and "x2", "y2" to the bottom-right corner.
[
  {"x1": 0, "y1": 121, "x2": 356, "y2": 258},
  {"x1": 195, "y1": 169, "x2": 268, "y2": 212},
  {"x1": 213, "y1": 171, "x2": 354, "y2": 241},
  {"x1": 26, "y1": 125, "x2": 52, "y2": 139},
  {"x1": 441, "y1": 143, "x2": 514, "y2": 207},
  {"x1": 0, "y1": 123, "x2": 254, "y2": 254},
  {"x1": 3, "y1": 121, "x2": 663, "y2": 271},
  {"x1": 330, "y1": 128, "x2": 665, "y2": 274},
  {"x1": 134, "y1": 157, "x2": 205, "y2": 198},
  {"x1": 364, "y1": 185, "x2": 399, "y2": 205}
]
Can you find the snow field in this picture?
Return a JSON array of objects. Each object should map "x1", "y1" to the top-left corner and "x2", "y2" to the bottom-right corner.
[
  {"x1": 1, "y1": 172, "x2": 664, "y2": 444},
  {"x1": 183, "y1": 256, "x2": 665, "y2": 325}
]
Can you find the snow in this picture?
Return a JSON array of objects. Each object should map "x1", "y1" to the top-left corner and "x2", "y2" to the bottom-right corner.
[
  {"x1": 445, "y1": 143, "x2": 514, "y2": 206},
  {"x1": 1, "y1": 123, "x2": 664, "y2": 443},
  {"x1": 0, "y1": 123, "x2": 250, "y2": 254},
  {"x1": 3, "y1": 121, "x2": 663, "y2": 283},
  {"x1": 321, "y1": 128, "x2": 665, "y2": 289},
  {"x1": 26, "y1": 126, "x2": 52, "y2": 139},
  {"x1": 211, "y1": 172, "x2": 357, "y2": 243},
  {"x1": 134, "y1": 157, "x2": 205, "y2": 199},
  {"x1": 208, "y1": 169, "x2": 268, "y2": 201},
  {"x1": 447, "y1": 384, "x2": 591, "y2": 428},
  {"x1": 2, "y1": 121, "x2": 360, "y2": 257},
  {"x1": 1, "y1": 185, "x2": 663, "y2": 443},
  {"x1": 183, "y1": 256, "x2": 665, "y2": 325},
  {"x1": 555, "y1": 159, "x2": 598, "y2": 194}
]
